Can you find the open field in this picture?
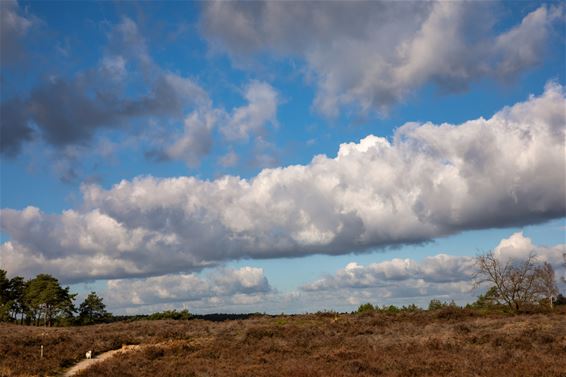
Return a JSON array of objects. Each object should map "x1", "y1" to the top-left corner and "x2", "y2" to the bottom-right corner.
[{"x1": 1, "y1": 310, "x2": 566, "y2": 377}]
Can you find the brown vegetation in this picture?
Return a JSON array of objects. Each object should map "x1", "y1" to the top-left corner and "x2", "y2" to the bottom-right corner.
[{"x1": 2, "y1": 310, "x2": 566, "y2": 377}]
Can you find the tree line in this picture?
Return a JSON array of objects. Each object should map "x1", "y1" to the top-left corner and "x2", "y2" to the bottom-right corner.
[{"x1": 0, "y1": 270, "x2": 109, "y2": 326}]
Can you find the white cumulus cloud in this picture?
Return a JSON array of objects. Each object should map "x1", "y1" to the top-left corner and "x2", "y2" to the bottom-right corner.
[
  {"x1": 104, "y1": 266, "x2": 272, "y2": 310},
  {"x1": 300, "y1": 233, "x2": 565, "y2": 306},
  {"x1": 1, "y1": 84, "x2": 564, "y2": 283}
]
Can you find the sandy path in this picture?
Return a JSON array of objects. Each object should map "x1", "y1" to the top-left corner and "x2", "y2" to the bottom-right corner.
[{"x1": 63, "y1": 345, "x2": 141, "y2": 376}]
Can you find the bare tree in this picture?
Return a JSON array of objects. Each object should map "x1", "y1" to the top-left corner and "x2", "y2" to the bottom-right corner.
[
  {"x1": 475, "y1": 251, "x2": 557, "y2": 311},
  {"x1": 535, "y1": 262, "x2": 559, "y2": 309}
]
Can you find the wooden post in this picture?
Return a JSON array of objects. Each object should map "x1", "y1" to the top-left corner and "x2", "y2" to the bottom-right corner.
[{"x1": 40, "y1": 332, "x2": 46, "y2": 359}]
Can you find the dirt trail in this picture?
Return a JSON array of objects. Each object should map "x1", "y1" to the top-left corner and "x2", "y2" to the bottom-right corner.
[{"x1": 63, "y1": 345, "x2": 141, "y2": 377}]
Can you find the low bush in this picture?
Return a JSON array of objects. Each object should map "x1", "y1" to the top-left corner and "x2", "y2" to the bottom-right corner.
[{"x1": 356, "y1": 303, "x2": 375, "y2": 313}]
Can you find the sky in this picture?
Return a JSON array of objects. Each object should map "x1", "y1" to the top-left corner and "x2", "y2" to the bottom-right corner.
[{"x1": 0, "y1": 0, "x2": 565, "y2": 315}]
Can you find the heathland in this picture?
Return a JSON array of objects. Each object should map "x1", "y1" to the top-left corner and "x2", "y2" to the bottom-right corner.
[{"x1": 2, "y1": 308, "x2": 566, "y2": 377}]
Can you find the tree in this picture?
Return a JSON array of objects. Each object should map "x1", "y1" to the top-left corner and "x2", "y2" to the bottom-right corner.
[
  {"x1": 79, "y1": 292, "x2": 109, "y2": 324},
  {"x1": 8, "y1": 276, "x2": 26, "y2": 323},
  {"x1": 24, "y1": 274, "x2": 76, "y2": 326},
  {"x1": 475, "y1": 251, "x2": 558, "y2": 311},
  {"x1": 0, "y1": 271, "x2": 28, "y2": 323},
  {"x1": 0, "y1": 270, "x2": 10, "y2": 321},
  {"x1": 535, "y1": 262, "x2": 558, "y2": 309}
]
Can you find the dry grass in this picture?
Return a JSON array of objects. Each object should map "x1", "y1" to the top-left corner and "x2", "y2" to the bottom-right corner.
[{"x1": 1, "y1": 310, "x2": 566, "y2": 377}]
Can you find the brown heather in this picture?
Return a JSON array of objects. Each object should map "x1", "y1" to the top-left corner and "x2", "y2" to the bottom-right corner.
[{"x1": 1, "y1": 309, "x2": 566, "y2": 377}]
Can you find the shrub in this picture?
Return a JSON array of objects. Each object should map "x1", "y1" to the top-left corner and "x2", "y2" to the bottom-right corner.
[
  {"x1": 356, "y1": 303, "x2": 375, "y2": 313},
  {"x1": 555, "y1": 294, "x2": 566, "y2": 306},
  {"x1": 428, "y1": 299, "x2": 457, "y2": 311},
  {"x1": 146, "y1": 309, "x2": 191, "y2": 321},
  {"x1": 428, "y1": 299, "x2": 444, "y2": 311},
  {"x1": 400, "y1": 304, "x2": 421, "y2": 312},
  {"x1": 383, "y1": 305, "x2": 400, "y2": 314}
]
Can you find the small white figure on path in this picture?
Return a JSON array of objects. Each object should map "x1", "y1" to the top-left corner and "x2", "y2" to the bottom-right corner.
[{"x1": 85, "y1": 350, "x2": 92, "y2": 359}]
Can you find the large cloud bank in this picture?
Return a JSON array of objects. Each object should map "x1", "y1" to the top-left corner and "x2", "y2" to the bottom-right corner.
[
  {"x1": 1, "y1": 84, "x2": 565, "y2": 283},
  {"x1": 202, "y1": 2, "x2": 563, "y2": 116}
]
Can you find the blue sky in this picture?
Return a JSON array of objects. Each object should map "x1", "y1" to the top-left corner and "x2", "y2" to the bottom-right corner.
[{"x1": 1, "y1": 1, "x2": 565, "y2": 314}]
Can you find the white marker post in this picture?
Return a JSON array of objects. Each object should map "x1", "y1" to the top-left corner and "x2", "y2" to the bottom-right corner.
[{"x1": 40, "y1": 331, "x2": 46, "y2": 359}]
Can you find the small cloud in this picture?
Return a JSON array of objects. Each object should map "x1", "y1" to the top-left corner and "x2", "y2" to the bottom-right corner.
[
  {"x1": 219, "y1": 149, "x2": 239, "y2": 168},
  {"x1": 165, "y1": 108, "x2": 221, "y2": 168},
  {"x1": 100, "y1": 55, "x2": 127, "y2": 81},
  {"x1": 221, "y1": 81, "x2": 279, "y2": 141}
]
